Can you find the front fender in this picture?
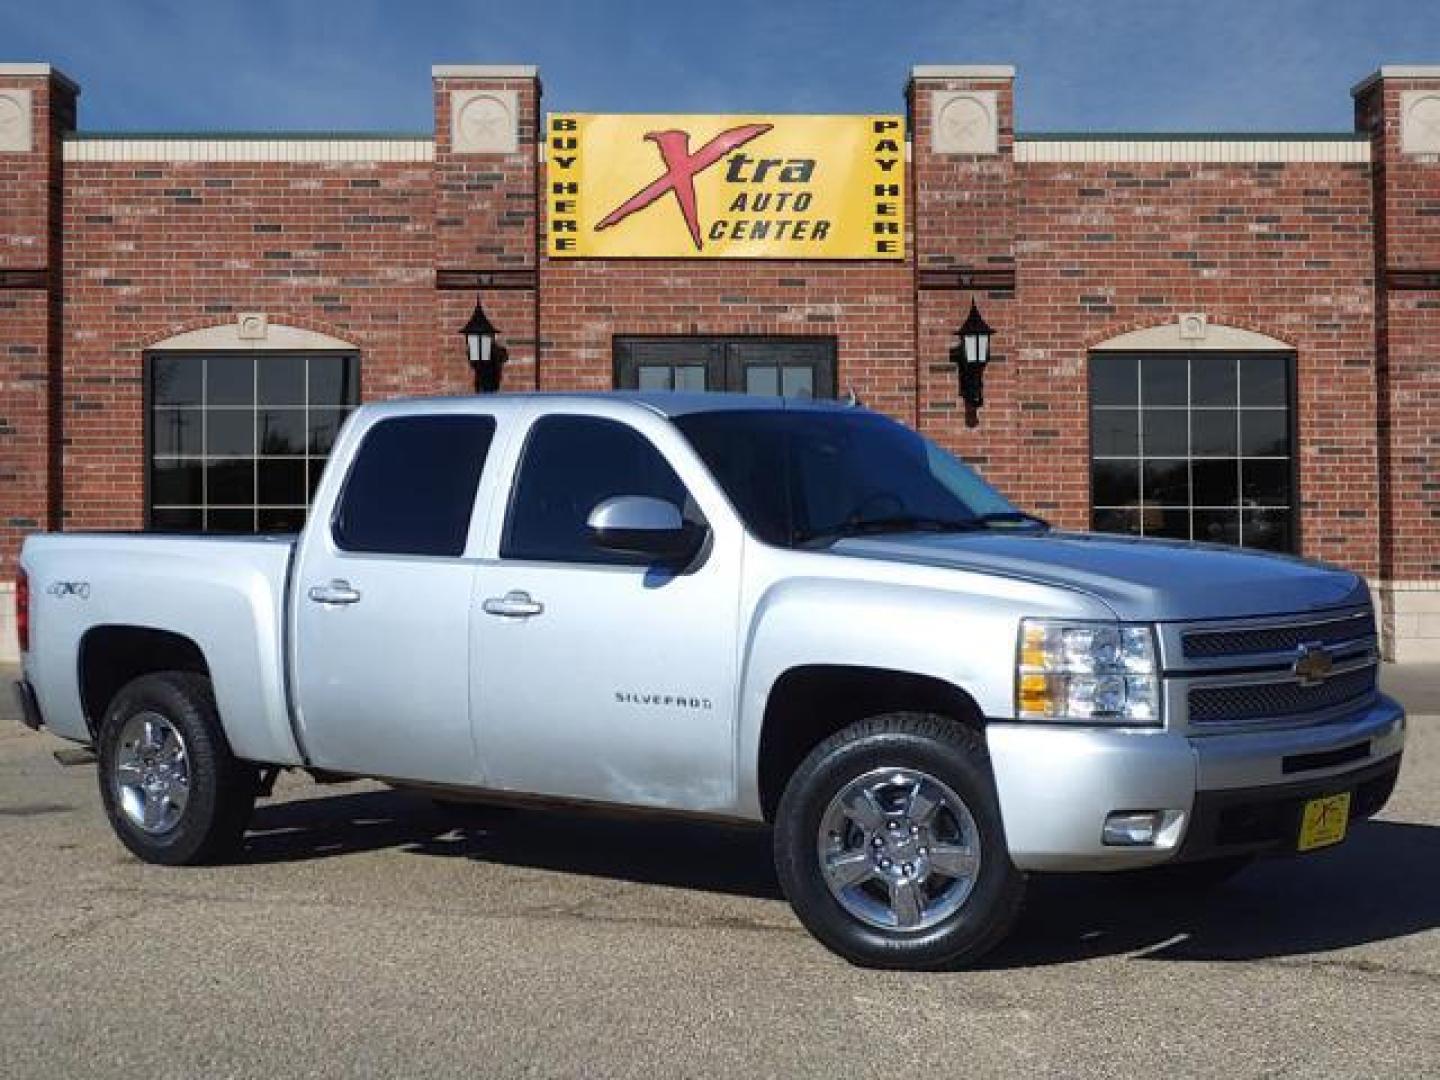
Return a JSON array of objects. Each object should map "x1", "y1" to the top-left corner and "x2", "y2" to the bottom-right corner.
[{"x1": 733, "y1": 563, "x2": 1112, "y2": 819}]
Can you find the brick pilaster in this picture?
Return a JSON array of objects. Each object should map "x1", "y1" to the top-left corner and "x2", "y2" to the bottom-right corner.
[
  {"x1": 1355, "y1": 66, "x2": 1440, "y2": 659},
  {"x1": 0, "y1": 64, "x2": 77, "y2": 576},
  {"x1": 432, "y1": 65, "x2": 540, "y2": 391},
  {"x1": 908, "y1": 65, "x2": 1018, "y2": 467}
]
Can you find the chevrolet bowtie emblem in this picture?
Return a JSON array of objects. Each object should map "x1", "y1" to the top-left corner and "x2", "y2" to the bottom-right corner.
[{"x1": 1293, "y1": 642, "x2": 1335, "y2": 686}]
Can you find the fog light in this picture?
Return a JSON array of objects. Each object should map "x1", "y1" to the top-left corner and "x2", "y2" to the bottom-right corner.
[{"x1": 1103, "y1": 811, "x2": 1166, "y2": 847}]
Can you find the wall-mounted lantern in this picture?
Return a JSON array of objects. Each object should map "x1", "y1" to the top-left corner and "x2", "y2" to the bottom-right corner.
[
  {"x1": 461, "y1": 296, "x2": 507, "y2": 393},
  {"x1": 949, "y1": 300, "x2": 994, "y2": 427}
]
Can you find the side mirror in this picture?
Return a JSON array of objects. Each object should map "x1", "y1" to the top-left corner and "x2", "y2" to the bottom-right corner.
[{"x1": 586, "y1": 496, "x2": 706, "y2": 562}]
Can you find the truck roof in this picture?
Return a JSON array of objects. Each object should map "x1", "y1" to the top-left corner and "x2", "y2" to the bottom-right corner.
[{"x1": 375, "y1": 391, "x2": 855, "y2": 419}]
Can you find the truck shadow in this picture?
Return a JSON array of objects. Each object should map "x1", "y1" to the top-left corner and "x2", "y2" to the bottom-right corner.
[
  {"x1": 243, "y1": 786, "x2": 784, "y2": 901},
  {"x1": 243, "y1": 788, "x2": 1440, "y2": 966},
  {"x1": 985, "y1": 818, "x2": 1440, "y2": 968}
]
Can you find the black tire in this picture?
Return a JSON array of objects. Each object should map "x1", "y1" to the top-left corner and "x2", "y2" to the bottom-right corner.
[
  {"x1": 774, "y1": 712, "x2": 1025, "y2": 970},
  {"x1": 1123, "y1": 854, "x2": 1254, "y2": 893},
  {"x1": 97, "y1": 671, "x2": 258, "y2": 866}
]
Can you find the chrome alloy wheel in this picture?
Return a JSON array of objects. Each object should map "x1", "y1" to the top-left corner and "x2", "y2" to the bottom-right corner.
[
  {"x1": 113, "y1": 712, "x2": 191, "y2": 834},
  {"x1": 817, "y1": 767, "x2": 982, "y2": 932}
]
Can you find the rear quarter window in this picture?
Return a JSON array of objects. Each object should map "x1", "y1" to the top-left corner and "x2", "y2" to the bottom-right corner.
[{"x1": 333, "y1": 414, "x2": 496, "y2": 557}]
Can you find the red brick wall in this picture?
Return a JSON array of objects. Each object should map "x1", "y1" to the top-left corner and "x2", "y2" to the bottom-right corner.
[
  {"x1": 1013, "y1": 157, "x2": 1377, "y2": 574},
  {"x1": 909, "y1": 74, "x2": 1379, "y2": 576},
  {"x1": 0, "y1": 70, "x2": 74, "y2": 573},
  {"x1": 0, "y1": 289, "x2": 53, "y2": 544},
  {"x1": 536, "y1": 258, "x2": 916, "y2": 416},
  {"x1": 433, "y1": 73, "x2": 540, "y2": 391},
  {"x1": 59, "y1": 158, "x2": 446, "y2": 531},
  {"x1": 46, "y1": 71, "x2": 546, "y2": 540},
  {"x1": 910, "y1": 74, "x2": 1016, "y2": 276},
  {"x1": 433, "y1": 75, "x2": 539, "y2": 268},
  {"x1": 1357, "y1": 75, "x2": 1440, "y2": 586}
]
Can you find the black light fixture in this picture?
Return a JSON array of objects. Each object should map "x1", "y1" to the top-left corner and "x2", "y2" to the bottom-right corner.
[
  {"x1": 949, "y1": 299, "x2": 994, "y2": 426},
  {"x1": 461, "y1": 296, "x2": 507, "y2": 393}
]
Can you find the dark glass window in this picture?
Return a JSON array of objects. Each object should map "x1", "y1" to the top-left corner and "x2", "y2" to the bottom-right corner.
[
  {"x1": 502, "y1": 416, "x2": 691, "y2": 564},
  {"x1": 675, "y1": 408, "x2": 1018, "y2": 548},
  {"x1": 1089, "y1": 351, "x2": 1295, "y2": 551},
  {"x1": 334, "y1": 415, "x2": 495, "y2": 557},
  {"x1": 148, "y1": 352, "x2": 359, "y2": 533},
  {"x1": 614, "y1": 337, "x2": 836, "y2": 398}
]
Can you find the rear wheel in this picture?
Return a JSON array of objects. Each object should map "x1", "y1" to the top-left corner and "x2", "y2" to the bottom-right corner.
[
  {"x1": 97, "y1": 672, "x2": 258, "y2": 866},
  {"x1": 774, "y1": 712, "x2": 1024, "y2": 969}
]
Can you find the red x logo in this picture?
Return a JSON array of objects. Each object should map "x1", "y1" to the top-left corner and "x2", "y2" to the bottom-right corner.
[{"x1": 595, "y1": 123, "x2": 773, "y2": 251}]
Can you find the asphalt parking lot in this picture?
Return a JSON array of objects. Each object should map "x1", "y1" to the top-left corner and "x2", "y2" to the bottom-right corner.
[{"x1": 1, "y1": 665, "x2": 1437, "y2": 1079}]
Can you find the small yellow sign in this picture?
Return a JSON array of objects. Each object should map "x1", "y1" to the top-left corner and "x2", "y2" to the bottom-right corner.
[
  {"x1": 1298, "y1": 792, "x2": 1351, "y2": 852},
  {"x1": 546, "y1": 113, "x2": 905, "y2": 260}
]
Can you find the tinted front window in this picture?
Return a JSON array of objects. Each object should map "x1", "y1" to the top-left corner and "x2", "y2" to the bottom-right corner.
[
  {"x1": 674, "y1": 409, "x2": 1017, "y2": 547},
  {"x1": 334, "y1": 415, "x2": 495, "y2": 556},
  {"x1": 503, "y1": 416, "x2": 690, "y2": 564}
]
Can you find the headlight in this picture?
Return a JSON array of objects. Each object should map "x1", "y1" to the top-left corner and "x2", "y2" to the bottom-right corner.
[{"x1": 1015, "y1": 619, "x2": 1160, "y2": 725}]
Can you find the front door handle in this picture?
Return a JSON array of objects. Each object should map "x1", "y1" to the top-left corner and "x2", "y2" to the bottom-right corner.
[
  {"x1": 308, "y1": 579, "x2": 362, "y2": 605},
  {"x1": 482, "y1": 590, "x2": 544, "y2": 618}
]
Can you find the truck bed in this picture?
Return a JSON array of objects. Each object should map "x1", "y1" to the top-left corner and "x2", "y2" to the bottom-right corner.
[{"x1": 20, "y1": 532, "x2": 302, "y2": 765}]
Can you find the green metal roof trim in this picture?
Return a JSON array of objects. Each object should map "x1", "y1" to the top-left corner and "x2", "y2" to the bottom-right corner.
[
  {"x1": 1018, "y1": 131, "x2": 1370, "y2": 142},
  {"x1": 66, "y1": 131, "x2": 433, "y2": 141}
]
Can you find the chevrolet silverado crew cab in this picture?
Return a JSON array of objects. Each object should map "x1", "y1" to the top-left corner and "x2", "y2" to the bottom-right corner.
[{"x1": 13, "y1": 393, "x2": 1406, "y2": 969}]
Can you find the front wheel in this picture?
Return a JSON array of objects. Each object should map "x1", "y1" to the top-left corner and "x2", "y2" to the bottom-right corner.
[
  {"x1": 97, "y1": 672, "x2": 258, "y2": 866},
  {"x1": 774, "y1": 712, "x2": 1024, "y2": 970}
]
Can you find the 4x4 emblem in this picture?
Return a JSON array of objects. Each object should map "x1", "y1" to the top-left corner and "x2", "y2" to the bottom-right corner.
[
  {"x1": 46, "y1": 580, "x2": 90, "y2": 600},
  {"x1": 1293, "y1": 642, "x2": 1334, "y2": 686}
]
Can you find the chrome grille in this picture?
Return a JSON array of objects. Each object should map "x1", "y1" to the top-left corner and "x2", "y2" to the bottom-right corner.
[
  {"x1": 1187, "y1": 665, "x2": 1377, "y2": 725},
  {"x1": 1182, "y1": 611, "x2": 1375, "y2": 660}
]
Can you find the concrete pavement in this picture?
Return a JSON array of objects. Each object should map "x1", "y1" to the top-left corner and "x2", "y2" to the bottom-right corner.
[{"x1": 1, "y1": 664, "x2": 1437, "y2": 1078}]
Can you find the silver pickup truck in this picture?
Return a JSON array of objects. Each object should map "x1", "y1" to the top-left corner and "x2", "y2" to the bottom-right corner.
[{"x1": 12, "y1": 393, "x2": 1405, "y2": 968}]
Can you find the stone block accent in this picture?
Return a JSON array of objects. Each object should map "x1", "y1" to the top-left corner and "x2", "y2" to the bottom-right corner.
[
  {"x1": 450, "y1": 89, "x2": 519, "y2": 154},
  {"x1": 931, "y1": 91, "x2": 998, "y2": 155},
  {"x1": 0, "y1": 87, "x2": 32, "y2": 152},
  {"x1": 1380, "y1": 583, "x2": 1440, "y2": 663},
  {"x1": 1400, "y1": 89, "x2": 1440, "y2": 154}
]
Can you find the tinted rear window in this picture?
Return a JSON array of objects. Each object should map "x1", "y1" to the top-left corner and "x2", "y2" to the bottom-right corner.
[{"x1": 333, "y1": 415, "x2": 496, "y2": 556}]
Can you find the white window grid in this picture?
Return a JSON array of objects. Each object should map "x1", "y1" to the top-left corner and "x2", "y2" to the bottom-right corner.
[
  {"x1": 1090, "y1": 353, "x2": 1293, "y2": 548},
  {"x1": 150, "y1": 353, "x2": 357, "y2": 532}
]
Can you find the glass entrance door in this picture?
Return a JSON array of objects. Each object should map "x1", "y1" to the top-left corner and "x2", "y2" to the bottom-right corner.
[{"x1": 614, "y1": 337, "x2": 837, "y2": 399}]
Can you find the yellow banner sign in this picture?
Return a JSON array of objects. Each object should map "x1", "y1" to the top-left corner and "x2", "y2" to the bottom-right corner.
[{"x1": 546, "y1": 113, "x2": 905, "y2": 260}]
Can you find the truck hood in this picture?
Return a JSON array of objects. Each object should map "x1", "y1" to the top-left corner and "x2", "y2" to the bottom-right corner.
[{"x1": 830, "y1": 530, "x2": 1367, "y2": 622}]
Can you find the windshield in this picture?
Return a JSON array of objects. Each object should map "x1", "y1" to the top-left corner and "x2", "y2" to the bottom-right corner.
[{"x1": 673, "y1": 408, "x2": 1037, "y2": 548}]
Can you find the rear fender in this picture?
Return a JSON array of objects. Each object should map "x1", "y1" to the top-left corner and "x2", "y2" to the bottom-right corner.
[{"x1": 22, "y1": 540, "x2": 300, "y2": 765}]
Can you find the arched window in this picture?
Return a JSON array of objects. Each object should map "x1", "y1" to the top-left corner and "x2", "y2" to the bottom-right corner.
[
  {"x1": 1088, "y1": 323, "x2": 1296, "y2": 552},
  {"x1": 145, "y1": 323, "x2": 360, "y2": 533}
]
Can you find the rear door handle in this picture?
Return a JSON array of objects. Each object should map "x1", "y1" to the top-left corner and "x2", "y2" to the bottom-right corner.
[
  {"x1": 308, "y1": 580, "x2": 362, "y2": 605},
  {"x1": 482, "y1": 590, "x2": 544, "y2": 618}
]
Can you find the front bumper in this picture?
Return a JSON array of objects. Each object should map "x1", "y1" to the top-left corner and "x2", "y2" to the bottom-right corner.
[
  {"x1": 1176, "y1": 754, "x2": 1399, "y2": 862},
  {"x1": 986, "y1": 693, "x2": 1406, "y2": 872},
  {"x1": 11, "y1": 679, "x2": 44, "y2": 732}
]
